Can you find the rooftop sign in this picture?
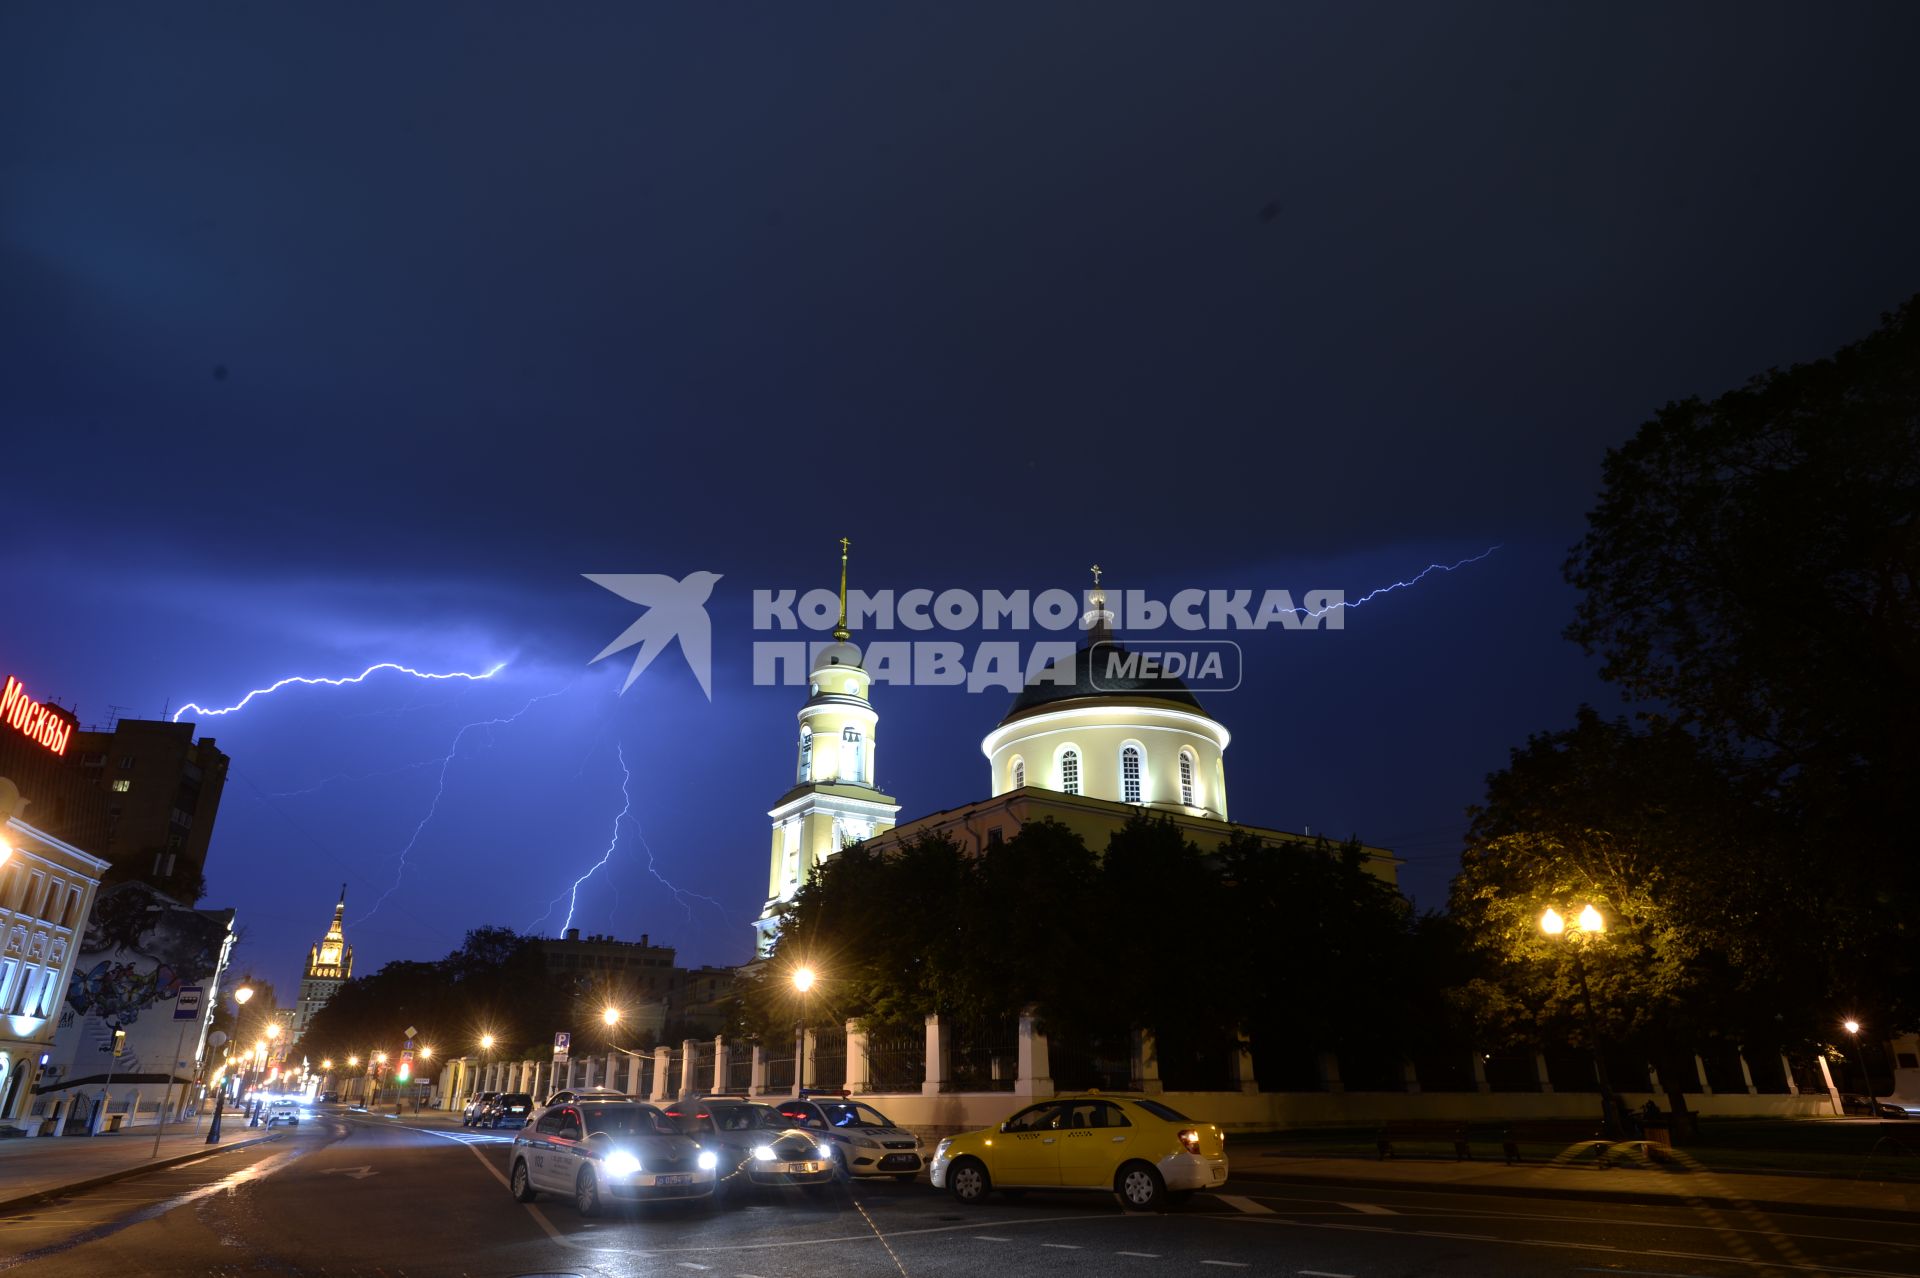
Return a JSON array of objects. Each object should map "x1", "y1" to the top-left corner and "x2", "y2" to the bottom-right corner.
[{"x1": 1, "y1": 675, "x2": 73, "y2": 757}]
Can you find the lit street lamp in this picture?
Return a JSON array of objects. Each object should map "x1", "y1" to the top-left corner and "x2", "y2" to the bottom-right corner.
[
  {"x1": 1843, "y1": 1019, "x2": 1869, "y2": 1109},
  {"x1": 1539, "y1": 905, "x2": 1624, "y2": 1139},
  {"x1": 792, "y1": 966, "x2": 817, "y2": 1094}
]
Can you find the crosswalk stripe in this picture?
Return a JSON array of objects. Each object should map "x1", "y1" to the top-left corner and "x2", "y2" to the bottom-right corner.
[
  {"x1": 1217, "y1": 1194, "x2": 1274, "y2": 1214},
  {"x1": 1336, "y1": 1201, "x2": 1396, "y2": 1216}
]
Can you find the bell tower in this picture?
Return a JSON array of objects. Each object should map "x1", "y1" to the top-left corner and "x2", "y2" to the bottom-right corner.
[
  {"x1": 293, "y1": 884, "x2": 353, "y2": 1042},
  {"x1": 753, "y1": 539, "x2": 900, "y2": 955}
]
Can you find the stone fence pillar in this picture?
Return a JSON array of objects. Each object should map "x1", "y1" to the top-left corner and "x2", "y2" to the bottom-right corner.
[
  {"x1": 1230, "y1": 1033, "x2": 1258, "y2": 1094},
  {"x1": 845, "y1": 1020, "x2": 871, "y2": 1094},
  {"x1": 680, "y1": 1039, "x2": 702, "y2": 1099},
  {"x1": 1014, "y1": 1006, "x2": 1052, "y2": 1098},
  {"x1": 750, "y1": 1043, "x2": 768, "y2": 1097},
  {"x1": 1131, "y1": 1029, "x2": 1164, "y2": 1094},
  {"x1": 923, "y1": 1014, "x2": 951, "y2": 1096},
  {"x1": 651, "y1": 1046, "x2": 671, "y2": 1101}
]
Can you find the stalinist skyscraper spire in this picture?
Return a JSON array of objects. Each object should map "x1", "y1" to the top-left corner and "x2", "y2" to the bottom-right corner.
[{"x1": 293, "y1": 884, "x2": 353, "y2": 1042}]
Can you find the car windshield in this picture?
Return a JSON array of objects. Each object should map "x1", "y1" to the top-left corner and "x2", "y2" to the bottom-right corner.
[
  {"x1": 816, "y1": 1101, "x2": 894, "y2": 1128},
  {"x1": 583, "y1": 1104, "x2": 679, "y2": 1137},
  {"x1": 712, "y1": 1104, "x2": 789, "y2": 1132},
  {"x1": 1131, "y1": 1099, "x2": 1193, "y2": 1123}
]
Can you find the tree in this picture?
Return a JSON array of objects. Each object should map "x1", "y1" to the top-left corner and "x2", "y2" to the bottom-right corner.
[{"x1": 1564, "y1": 295, "x2": 1920, "y2": 1028}]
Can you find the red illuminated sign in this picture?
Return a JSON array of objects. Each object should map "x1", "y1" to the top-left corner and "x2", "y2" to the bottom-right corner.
[{"x1": 1, "y1": 676, "x2": 73, "y2": 757}]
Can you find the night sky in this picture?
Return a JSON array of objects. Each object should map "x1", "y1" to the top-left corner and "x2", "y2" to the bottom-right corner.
[{"x1": 4, "y1": 5, "x2": 1917, "y2": 1001}]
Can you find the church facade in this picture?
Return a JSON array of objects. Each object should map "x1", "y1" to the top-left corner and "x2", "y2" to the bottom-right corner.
[
  {"x1": 292, "y1": 886, "x2": 352, "y2": 1043},
  {"x1": 753, "y1": 557, "x2": 1397, "y2": 955}
]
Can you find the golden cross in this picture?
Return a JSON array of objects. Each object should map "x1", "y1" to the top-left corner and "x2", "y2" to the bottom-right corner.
[{"x1": 1090, "y1": 563, "x2": 1103, "y2": 587}]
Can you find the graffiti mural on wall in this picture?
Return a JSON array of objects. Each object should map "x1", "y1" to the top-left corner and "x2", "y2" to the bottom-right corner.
[{"x1": 64, "y1": 883, "x2": 228, "y2": 1033}]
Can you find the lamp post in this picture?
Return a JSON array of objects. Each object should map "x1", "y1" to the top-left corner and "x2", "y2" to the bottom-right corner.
[
  {"x1": 476, "y1": 1033, "x2": 495, "y2": 1106},
  {"x1": 1540, "y1": 906, "x2": 1624, "y2": 1139},
  {"x1": 792, "y1": 966, "x2": 816, "y2": 1095},
  {"x1": 1843, "y1": 1019, "x2": 1868, "y2": 1110}
]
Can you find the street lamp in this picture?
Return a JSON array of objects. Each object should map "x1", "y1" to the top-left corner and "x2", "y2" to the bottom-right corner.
[
  {"x1": 602, "y1": 1006, "x2": 621, "y2": 1027},
  {"x1": 792, "y1": 966, "x2": 817, "y2": 1093},
  {"x1": 1843, "y1": 1019, "x2": 1869, "y2": 1109},
  {"x1": 1539, "y1": 904, "x2": 1622, "y2": 1138}
]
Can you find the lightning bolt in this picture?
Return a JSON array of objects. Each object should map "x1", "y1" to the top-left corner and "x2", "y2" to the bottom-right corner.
[
  {"x1": 1302, "y1": 544, "x2": 1502, "y2": 617},
  {"x1": 357, "y1": 682, "x2": 571, "y2": 924},
  {"x1": 530, "y1": 741, "x2": 635, "y2": 936},
  {"x1": 528, "y1": 741, "x2": 729, "y2": 938},
  {"x1": 172, "y1": 661, "x2": 507, "y2": 722}
]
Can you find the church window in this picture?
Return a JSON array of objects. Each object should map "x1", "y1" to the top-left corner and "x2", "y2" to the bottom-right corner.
[
  {"x1": 1179, "y1": 750, "x2": 1196, "y2": 807},
  {"x1": 1010, "y1": 757, "x2": 1025, "y2": 791},
  {"x1": 842, "y1": 727, "x2": 865, "y2": 783},
  {"x1": 797, "y1": 730, "x2": 813, "y2": 782},
  {"x1": 1121, "y1": 745, "x2": 1144, "y2": 804},
  {"x1": 1059, "y1": 748, "x2": 1081, "y2": 795}
]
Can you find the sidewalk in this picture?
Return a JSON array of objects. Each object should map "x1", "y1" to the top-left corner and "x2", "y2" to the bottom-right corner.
[
  {"x1": 1235, "y1": 1150, "x2": 1920, "y2": 1222},
  {"x1": 0, "y1": 1122, "x2": 279, "y2": 1213}
]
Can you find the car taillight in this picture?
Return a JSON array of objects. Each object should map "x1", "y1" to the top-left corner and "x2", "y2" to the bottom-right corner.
[{"x1": 1177, "y1": 1128, "x2": 1202, "y2": 1155}]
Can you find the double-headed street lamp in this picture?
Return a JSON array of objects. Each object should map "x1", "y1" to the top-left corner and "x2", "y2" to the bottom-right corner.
[{"x1": 1540, "y1": 904, "x2": 1624, "y2": 1138}]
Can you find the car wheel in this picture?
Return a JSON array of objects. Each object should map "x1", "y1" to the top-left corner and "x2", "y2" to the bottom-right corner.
[
  {"x1": 575, "y1": 1167, "x2": 603, "y2": 1217},
  {"x1": 947, "y1": 1157, "x2": 990, "y2": 1205},
  {"x1": 510, "y1": 1160, "x2": 539, "y2": 1203},
  {"x1": 830, "y1": 1147, "x2": 853, "y2": 1182},
  {"x1": 1116, "y1": 1162, "x2": 1166, "y2": 1212}
]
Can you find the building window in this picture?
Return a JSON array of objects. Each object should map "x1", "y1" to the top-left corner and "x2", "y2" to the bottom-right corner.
[
  {"x1": 797, "y1": 730, "x2": 813, "y2": 782},
  {"x1": 842, "y1": 727, "x2": 865, "y2": 783},
  {"x1": 1179, "y1": 750, "x2": 1196, "y2": 807},
  {"x1": 111, "y1": 779, "x2": 131, "y2": 793},
  {"x1": 1121, "y1": 745, "x2": 1144, "y2": 804},
  {"x1": 118, "y1": 756, "x2": 134, "y2": 770},
  {"x1": 1059, "y1": 748, "x2": 1080, "y2": 796},
  {"x1": 1010, "y1": 757, "x2": 1025, "y2": 791},
  {"x1": 987, "y1": 827, "x2": 1004, "y2": 847}
]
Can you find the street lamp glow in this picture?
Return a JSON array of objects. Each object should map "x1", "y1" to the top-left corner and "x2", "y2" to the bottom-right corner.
[
  {"x1": 1540, "y1": 908, "x2": 1565, "y2": 935},
  {"x1": 602, "y1": 1006, "x2": 620, "y2": 1026},
  {"x1": 373, "y1": 1051, "x2": 388, "y2": 1065},
  {"x1": 793, "y1": 966, "x2": 817, "y2": 993},
  {"x1": 1577, "y1": 905, "x2": 1605, "y2": 934},
  {"x1": 1844, "y1": 1019, "x2": 1861, "y2": 1035},
  {"x1": 420, "y1": 1045, "x2": 433, "y2": 1060},
  {"x1": 265, "y1": 1022, "x2": 282, "y2": 1039},
  {"x1": 321, "y1": 1059, "x2": 333, "y2": 1070},
  {"x1": 480, "y1": 1033, "x2": 495, "y2": 1051},
  {"x1": 233, "y1": 985, "x2": 255, "y2": 1006},
  {"x1": 0, "y1": 835, "x2": 11, "y2": 866},
  {"x1": 347, "y1": 1054, "x2": 359, "y2": 1067}
]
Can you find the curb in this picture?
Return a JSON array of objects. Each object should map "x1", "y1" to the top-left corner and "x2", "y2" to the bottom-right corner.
[
  {"x1": 0, "y1": 1132, "x2": 281, "y2": 1217},
  {"x1": 1233, "y1": 1166, "x2": 1920, "y2": 1225}
]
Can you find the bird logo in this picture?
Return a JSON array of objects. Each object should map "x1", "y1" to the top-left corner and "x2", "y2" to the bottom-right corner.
[{"x1": 584, "y1": 571, "x2": 724, "y2": 699}]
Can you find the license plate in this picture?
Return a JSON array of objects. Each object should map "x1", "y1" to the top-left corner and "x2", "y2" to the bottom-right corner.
[{"x1": 654, "y1": 1174, "x2": 692, "y2": 1186}]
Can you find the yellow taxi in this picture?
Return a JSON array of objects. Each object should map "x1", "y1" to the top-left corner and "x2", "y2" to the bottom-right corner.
[{"x1": 929, "y1": 1092, "x2": 1227, "y2": 1211}]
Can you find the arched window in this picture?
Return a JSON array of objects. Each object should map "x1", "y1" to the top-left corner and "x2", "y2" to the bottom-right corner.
[
  {"x1": 797, "y1": 729, "x2": 813, "y2": 783},
  {"x1": 1059, "y1": 747, "x2": 1081, "y2": 795},
  {"x1": 1179, "y1": 750, "x2": 1196, "y2": 807},
  {"x1": 1120, "y1": 744, "x2": 1144, "y2": 804},
  {"x1": 1011, "y1": 757, "x2": 1026, "y2": 791},
  {"x1": 842, "y1": 726, "x2": 865, "y2": 783}
]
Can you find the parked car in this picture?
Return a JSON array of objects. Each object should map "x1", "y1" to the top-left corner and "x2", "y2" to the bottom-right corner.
[
  {"x1": 509, "y1": 1098, "x2": 718, "y2": 1215},
  {"x1": 543, "y1": 1086, "x2": 632, "y2": 1107},
  {"x1": 318, "y1": 1091, "x2": 340, "y2": 1104},
  {"x1": 929, "y1": 1092, "x2": 1227, "y2": 1211},
  {"x1": 481, "y1": 1092, "x2": 536, "y2": 1128},
  {"x1": 664, "y1": 1098, "x2": 835, "y2": 1194},
  {"x1": 462, "y1": 1091, "x2": 500, "y2": 1126},
  {"x1": 771, "y1": 1097, "x2": 924, "y2": 1181}
]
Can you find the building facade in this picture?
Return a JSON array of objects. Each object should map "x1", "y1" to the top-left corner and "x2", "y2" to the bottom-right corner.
[
  {"x1": 0, "y1": 776, "x2": 111, "y2": 1131},
  {"x1": 754, "y1": 545, "x2": 900, "y2": 954},
  {"x1": 293, "y1": 886, "x2": 353, "y2": 1043},
  {"x1": 69, "y1": 718, "x2": 229, "y2": 898}
]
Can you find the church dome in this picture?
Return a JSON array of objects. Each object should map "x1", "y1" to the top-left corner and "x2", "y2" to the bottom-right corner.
[
  {"x1": 1001, "y1": 639, "x2": 1206, "y2": 722},
  {"x1": 812, "y1": 640, "x2": 864, "y2": 672}
]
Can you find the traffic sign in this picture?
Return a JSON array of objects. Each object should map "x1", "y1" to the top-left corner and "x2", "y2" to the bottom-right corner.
[
  {"x1": 553, "y1": 1031, "x2": 571, "y2": 1063},
  {"x1": 174, "y1": 986, "x2": 204, "y2": 1021}
]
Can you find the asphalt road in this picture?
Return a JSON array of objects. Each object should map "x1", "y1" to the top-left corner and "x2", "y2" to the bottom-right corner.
[{"x1": 2, "y1": 1112, "x2": 1916, "y2": 1277}]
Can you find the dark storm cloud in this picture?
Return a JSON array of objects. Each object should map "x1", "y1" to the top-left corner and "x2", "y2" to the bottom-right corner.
[{"x1": 3, "y1": 3, "x2": 1917, "y2": 993}]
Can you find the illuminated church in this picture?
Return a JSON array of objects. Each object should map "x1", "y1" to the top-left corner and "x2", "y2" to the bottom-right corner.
[
  {"x1": 292, "y1": 885, "x2": 352, "y2": 1042},
  {"x1": 753, "y1": 552, "x2": 1398, "y2": 954}
]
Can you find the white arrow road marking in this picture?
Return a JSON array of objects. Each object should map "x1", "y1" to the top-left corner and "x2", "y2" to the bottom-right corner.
[{"x1": 320, "y1": 1166, "x2": 377, "y2": 1179}]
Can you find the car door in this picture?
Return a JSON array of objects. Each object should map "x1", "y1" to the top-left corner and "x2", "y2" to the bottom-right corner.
[
  {"x1": 527, "y1": 1109, "x2": 565, "y2": 1189},
  {"x1": 1057, "y1": 1100, "x2": 1133, "y2": 1187},
  {"x1": 994, "y1": 1103, "x2": 1064, "y2": 1187}
]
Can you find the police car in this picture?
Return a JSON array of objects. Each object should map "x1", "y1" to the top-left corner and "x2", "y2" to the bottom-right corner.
[
  {"x1": 510, "y1": 1097, "x2": 719, "y2": 1215},
  {"x1": 664, "y1": 1097, "x2": 836, "y2": 1194},
  {"x1": 773, "y1": 1096, "x2": 924, "y2": 1181}
]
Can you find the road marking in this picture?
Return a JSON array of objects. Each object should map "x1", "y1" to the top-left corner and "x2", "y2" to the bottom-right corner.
[
  {"x1": 677, "y1": 1265, "x2": 711, "y2": 1272},
  {"x1": 1336, "y1": 1201, "x2": 1395, "y2": 1215},
  {"x1": 1041, "y1": 1243, "x2": 1081, "y2": 1249},
  {"x1": 320, "y1": 1165, "x2": 377, "y2": 1179},
  {"x1": 1116, "y1": 1252, "x2": 1160, "y2": 1259},
  {"x1": 1200, "y1": 1263, "x2": 1249, "y2": 1270},
  {"x1": 1218, "y1": 1195, "x2": 1274, "y2": 1214},
  {"x1": 1300, "y1": 1271, "x2": 1357, "y2": 1277},
  {"x1": 975, "y1": 1235, "x2": 1012, "y2": 1241}
]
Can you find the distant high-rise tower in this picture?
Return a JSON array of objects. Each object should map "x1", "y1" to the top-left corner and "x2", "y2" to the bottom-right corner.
[{"x1": 293, "y1": 885, "x2": 352, "y2": 1042}]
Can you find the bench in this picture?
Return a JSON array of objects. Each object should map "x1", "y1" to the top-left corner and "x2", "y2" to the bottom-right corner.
[
  {"x1": 1502, "y1": 1120, "x2": 1610, "y2": 1166},
  {"x1": 1377, "y1": 1120, "x2": 1471, "y2": 1161}
]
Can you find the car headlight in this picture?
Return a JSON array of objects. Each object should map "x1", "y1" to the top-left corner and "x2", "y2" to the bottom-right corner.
[
  {"x1": 818, "y1": 1143, "x2": 834, "y2": 1160},
  {"x1": 604, "y1": 1152, "x2": 642, "y2": 1177},
  {"x1": 752, "y1": 1145, "x2": 776, "y2": 1161},
  {"x1": 935, "y1": 1137, "x2": 952, "y2": 1158},
  {"x1": 697, "y1": 1151, "x2": 719, "y2": 1171}
]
